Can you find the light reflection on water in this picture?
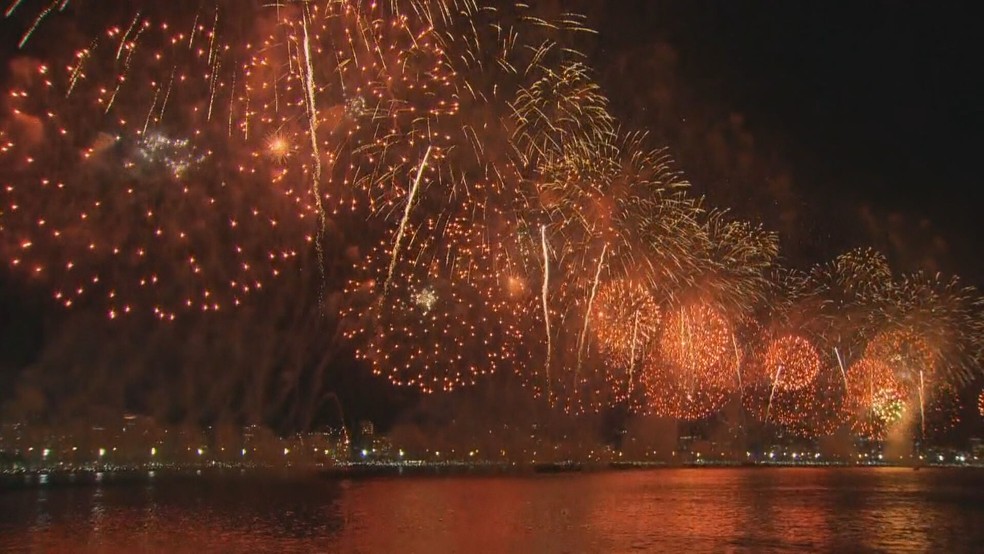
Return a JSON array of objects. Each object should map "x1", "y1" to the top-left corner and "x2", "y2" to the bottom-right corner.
[{"x1": 1, "y1": 468, "x2": 983, "y2": 553}]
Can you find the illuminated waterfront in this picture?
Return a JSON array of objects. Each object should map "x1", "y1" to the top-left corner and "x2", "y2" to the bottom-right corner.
[
  {"x1": 1, "y1": 1, "x2": 982, "y2": 551},
  {"x1": 3, "y1": 468, "x2": 984, "y2": 552}
]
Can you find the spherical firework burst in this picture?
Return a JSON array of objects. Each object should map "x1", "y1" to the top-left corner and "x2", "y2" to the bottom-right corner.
[
  {"x1": 659, "y1": 302, "x2": 740, "y2": 391},
  {"x1": 591, "y1": 278, "x2": 661, "y2": 368},
  {"x1": 810, "y1": 247, "x2": 893, "y2": 304},
  {"x1": 659, "y1": 211, "x2": 779, "y2": 326},
  {"x1": 844, "y1": 358, "x2": 908, "y2": 440},
  {"x1": 805, "y1": 248, "x2": 895, "y2": 345},
  {"x1": 761, "y1": 335, "x2": 822, "y2": 392},
  {"x1": 865, "y1": 329, "x2": 936, "y2": 385},
  {"x1": 877, "y1": 272, "x2": 984, "y2": 387},
  {"x1": 342, "y1": 217, "x2": 524, "y2": 393},
  {"x1": 0, "y1": 60, "x2": 301, "y2": 320},
  {"x1": 638, "y1": 301, "x2": 740, "y2": 420},
  {"x1": 556, "y1": 276, "x2": 663, "y2": 411}
]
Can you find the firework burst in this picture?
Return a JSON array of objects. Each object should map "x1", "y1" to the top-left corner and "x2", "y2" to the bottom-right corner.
[
  {"x1": 342, "y1": 217, "x2": 524, "y2": 393},
  {"x1": 844, "y1": 357, "x2": 908, "y2": 440}
]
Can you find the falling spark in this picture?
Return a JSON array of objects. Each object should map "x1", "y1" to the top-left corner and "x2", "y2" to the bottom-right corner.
[
  {"x1": 765, "y1": 367, "x2": 783, "y2": 423},
  {"x1": 918, "y1": 369, "x2": 926, "y2": 437},
  {"x1": 627, "y1": 309, "x2": 640, "y2": 396},
  {"x1": 299, "y1": 4, "x2": 327, "y2": 301},
  {"x1": 541, "y1": 224, "x2": 552, "y2": 399},
  {"x1": 384, "y1": 145, "x2": 432, "y2": 294},
  {"x1": 834, "y1": 347, "x2": 849, "y2": 390},
  {"x1": 66, "y1": 39, "x2": 97, "y2": 97},
  {"x1": 575, "y1": 243, "x2": 607, "y2": 381},
  {"x1": 16, "y1": 0, "x2": 58, "y2": 48},
  {"x1": 4, "y1": 0, "x2": 26, "y2": 18},
  {"x1": 299, "y1": 6, "x2": 321, "y2": 183},
  {"x1": 116, "y1": 13, "x2": 141, "y2": 61}
]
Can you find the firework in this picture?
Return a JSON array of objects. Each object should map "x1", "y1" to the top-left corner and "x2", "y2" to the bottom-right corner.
[
  {"x1": 863, "y1": 329, "x2": 933, "y2": 430},
  {"x1": 798, "y1": 248, "x2": 897, "y2": 391},
  {"x1": 638, "y1": 301, "x2": 739, "y2": 420},
  {"x1": 876, "y1": 272, "x2": 984, "y2": 387},
  {"x1": 641, "y1": 360, "x2": 732, "y2": 421},
  {"x1": 760, "y1": 335, "x2": 822, "y2": 393},
  {"x1": 342, "y1": 216, "x2": 524, "y2": 393},
  {"x1": 4, "y1": 0, "x2": 981, "y2": 435},
  {"x1": 506, "y1": 131, "x2": 706, "y2": 410},
  {"x1": 563, "y1": 276, "x2": 664, "y2": 413},
  {"x1": 809, "y1": 247, "x2": 894, "y2": 303},
  {"x1": 659, "y1": 302, "x2": 739, "y2": 391},
  {"x1": 844, "y1": 357, "x2": 908, "y2": 440},
  {"x1": 0, "y1": 64, "x2": 302, "y2": 320},
  {"x1": 920, "y1": 381, "x2": 961, "y2": 439},
  {"x1": 743, "y1": 363, "x2": 847, "y2": 438},
  {"x1": 590, "y1": 278, "x2": 662, "y2": 371},
  {"x1": 682, "y1": 212, "x2": 779, "y2": 318},
  {"x1": 738, "y1": 277, "x2": 851, "y2": 436}
]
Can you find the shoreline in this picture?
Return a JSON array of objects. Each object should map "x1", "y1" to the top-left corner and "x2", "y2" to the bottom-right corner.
[{"x1": 1, "y1": 460, "x2": 978, "y2": 483}]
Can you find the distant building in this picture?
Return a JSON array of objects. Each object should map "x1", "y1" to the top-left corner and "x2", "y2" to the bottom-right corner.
[{"x1": 353, "y1": 420, "x2": 376, "y2": 456}]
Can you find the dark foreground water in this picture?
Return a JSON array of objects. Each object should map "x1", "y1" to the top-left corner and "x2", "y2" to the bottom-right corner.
[{"x1": 2, "y1": 468, "x2": 983, "y2": 553}]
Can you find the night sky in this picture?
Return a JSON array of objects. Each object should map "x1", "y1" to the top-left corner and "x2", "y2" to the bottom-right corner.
[
  {"x1": 581, "y1": 0, "x2": 982, "y2": 283},
  {"x1": 0, "y1": 1, "x2": 981, "y2": 433}
]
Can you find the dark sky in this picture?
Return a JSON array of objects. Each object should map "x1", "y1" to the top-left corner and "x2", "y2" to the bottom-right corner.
[{"x1": 578, "y1": 0, "x2": 982, "y2": 285}]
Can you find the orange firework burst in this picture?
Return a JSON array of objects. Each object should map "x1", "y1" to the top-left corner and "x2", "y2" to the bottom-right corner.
[
  {"x1": 564, "y1": 276, "x2": 663, "y2": 410},
  {"x1": 865, "y1": 329, "x2": 936, "y2": 386},
  {"x1": 844, "y1": 358, "x2": 909, "y2": 440},
  {"x1": 639, "y1": 301, "x2": 740, "y2": 420},
  {"x1": 342, "y1": 217, "x2": 524, "y2": 393},
  {"x1": 659, "y1": 302, "x2": 739, "y2": 392},
  {"x1": 264, "y1": 133, "x2": 293, "y2": 165},
  {"x1": 640, "y1": 357, "x2": 731, "y2": 421},
  {"x1": 743, "y1": 362, "x2": 847, "y2": 438},
  {"x1": 761, "y1": 335, "x2": 822, "y2": 392},
  {"x1": 0, "y1": 62, "x2": 303, "y2": 320},
  {"x1": 591, "y1": 278, "x2": 661, "y2": 368}
]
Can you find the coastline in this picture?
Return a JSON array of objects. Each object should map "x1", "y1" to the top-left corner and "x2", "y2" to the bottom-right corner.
[{"x1": 1, "y1": 459, "x2": 977, "y2": 485}]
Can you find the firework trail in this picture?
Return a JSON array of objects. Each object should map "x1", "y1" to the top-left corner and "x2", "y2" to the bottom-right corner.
[
  {"x1": 764, "y1": 366, "x2": 781, "y2": 423},
  {"x1": 298, "y1": 3, "x2": 326, "y2": 300},
  {"x1": 732, "y1": 333, "x2": 744, "y2": 395},
  {"x1": 541, "y1": 224, "x2": 553, "y2": 399},
  {"x1": 384, "y1": 145, "x2": 433, "y2": 294},
  {"x1": 575, "y1": 242, "x2": 607, "y2": 381},
  {"x1": 834, "y1": 347, "x2": 849, "y2": 390}
]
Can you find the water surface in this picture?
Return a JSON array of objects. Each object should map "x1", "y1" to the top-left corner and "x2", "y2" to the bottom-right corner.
[{"x1": 1, "y1": 468, "x2": 982, "y2": 552}]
